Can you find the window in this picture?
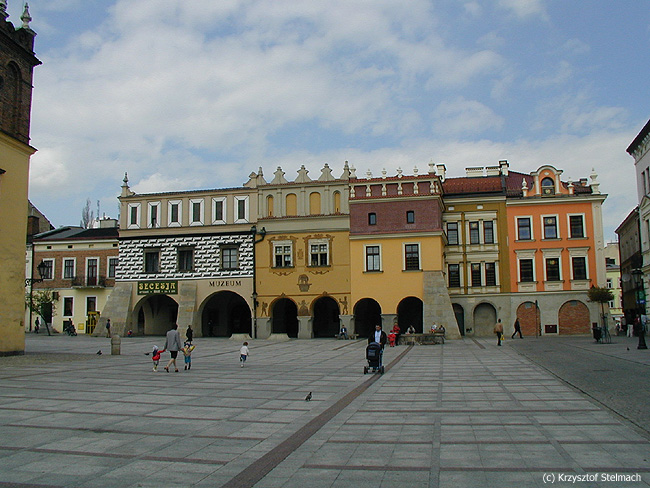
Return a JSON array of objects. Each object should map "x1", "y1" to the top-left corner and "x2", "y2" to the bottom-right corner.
[
  {"x1": 569, "y1": 215, "x2": 585, "y2": 238},
  {"x1": 274, "y1": 242, "x2": 293, "y2": 268},
  {"x1": 234, "y1": 196, "x2": 249, "y2": 223},
  {"x1": 63, "y1": 258, "x2": 75, "y2": 279},
  {"x1": 519, "y1": 259, "x2": 534, "y2": 282},
  {"x1": 471, "y1": 263, "x2": 482, "y2": 287},
  {"x1": 404, "y1": 244, "x2": 420, "y2": 271},
  {"x1": 310, "y1": 240, "x2": 329, "y2": 267},
  {"x1": 572, "y1": 257, "x2": 587, "y2": 280},
  {"x1": 485, "y1": 262, "x2": 496, "y2": 286},
  {"x1": 606, "y1": 278, "x2": 613, "y2": 289},
  {"x1": 484, "y1": 221, "x2": 494, "y2": 244},
  {"x1": 448, "y1": 264, "x2": 460, "y2": 287},
  {"x1": 86, "y1": 296, "x2": 97, "y2": 314},
  {"x1": 41, "y1": 259, "x2": 54, "y2": 280},
  {"x1": 543, "y1": 216, "x2": 558, "y2": 239},
  {"x1": 108, "y1": 258, "x2": 118, "y2": 278},
  {"x1": 63, "y1": 297, "x2": 73, "y2": 317},
  {"x1": 447, "y1": 222, "x2": 458, "y2": 245},
  {"x1": 144, "y1": 250, "x2": 160, "y2": 274},
  {"x1": 541, "y1": 177, "x2": 555, "y2": 195},
  {"x1": 190, "y1": 199, "x2": 204, "y2": 226},
  {"x1": 128, "y1": 203, "x2": 140, "y2": 229},
  {"x1": 168, "y1": 200, "x2": 181, "y2": 227},
  {"x1": 366, "y1": 245, "x2": 381, "y2": 272},
  {"x1": 212, "y1": 197, "x2": 226, "y2": 224},
  {"x1": 178, "y1": 248, "x2": 194, "y2": 272},
  {"x1": 517, "y1": 217, "x2": 532, "y2": 240},
  {"x1": 148, "y1": 202, "x2": 160, "y2": 228},
  {"x1": 469, "y1": 221, "x2": 480, "y2": 244},
  {"x1": 545, "y1": 258, "x2": 560, "y2": 281},
  {"x1": 87, "y1": 258, "x2": 98, "y2": 286},
  {"x1": 368, "y1": 212, "x2": 377, "y2": 225},
  {"x1": 221, "y1": 247, "x2": 239, "y2": 270},
  {"x1": 406, "y1": 211, "x2": 415, "y2": 224}
]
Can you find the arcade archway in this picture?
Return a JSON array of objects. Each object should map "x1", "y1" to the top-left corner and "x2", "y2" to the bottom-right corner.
[
  {"x1": 201, "y1": 291, "x2": 251, "y2": 337},
  {"x1": 271, "y1": 298, "x2": 299, "y2": 338},
  {"x1": 452, "y1": 303, "x2": 465, "y2": 336},
  {"x1": 312, "y1": 296, "x2": 340, "y2": 338},
  {"x1": 397, "y1": 297, "x2": 423, "y2": 333},
  {"x1": 134, "y1": 295, "x2": 179, "y2": 335},
  {"x1": 473, "y1": 302, "x2": 497, "y2": 337},
  {"x1": 354, "y1": 298, "x2": 382, "y2": 339}
]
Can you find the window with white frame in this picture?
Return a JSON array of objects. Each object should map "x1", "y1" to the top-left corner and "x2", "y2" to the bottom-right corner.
[
  {"x1": 309, "y1": 239, "x2": 329, "y2": 267},
  {"x1": 63, "y1": 297, "x2": 73, "y2": 317},
  {"x1": 148, "y1": 201, "x2": 161, "y2": 228},
  {"x1": 568, "y1": 214, "x2": 585, "y2": 238},
  {"x1": 274, "y1": 241, "x2": 293, "y2": 268},
  {"x1": 447, "y1": 222, "x2": 459, "y2": 245},
  {"x1": 86, "y1": 258, "x2": 99, "y2": 286},
  {"x1": 470, "y1": 263, "x2": 482, "y2": 286},
  {"x1": 144, "y1": 249, "x2": 160, "y2": 274},
  {"x1": 63, "y1": 258, "x2": 75, "y2": 279},
  {"x1": 128, "y1": 203, "x2": 141, "y2": 229},
  {"x1": 404, "y1": 243, "x2": 420, "y2": 271},
  {"x1": 545, "y1": 258, "x2": 561, "y2": 281},
  {"x1": 517, "y1": 217, "x2": 532, "y2": 240},
  {"x1": 365, "y1": 245, "x2": 381, "y2": 272},
  {"x1": 484, "y1": 221, "x2": 494, "y2": 244},
  {"x1": 571, "y1": 256, "x2": 587, "y2": 280},
  {"x1": 41, "y1": 258, "x2": 54, "y2": 280},
  {"x1": 86, "y1": 296, "x2": 97, "y2": 314},
  {"x1": 543, "y1": 216, "x2": 558, "y2": 239},
  {"x1": 485, "y1": 262, "x2": 496, "y2": 286},
  {"x1": 212, "y1": 197, "x2": 226, "y2": 225},
  {"x1": 189, "y1": 199, "x2": 204, "y2": 226},
  {"x1": 168, "y1": 200, "x2": 181, "y2": 227},
  {"x1": 518, "y1": 258, "x2": 534, "y2": 282},
  {"x1": 469, "y1": 221, "x2": 480, "y2": 244},
  {"x1": 234, "y1": 196, "x2": 249, "y2": 223},
  {"x1": 108, "y1": 257, "x2": 118, "y2": 278}
]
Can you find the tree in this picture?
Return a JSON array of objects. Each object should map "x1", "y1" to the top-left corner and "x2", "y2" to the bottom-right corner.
[
  {"x1": 80, "y1": 198, "x2": 94, "y2": 229},
  {"x1": 587, "y1": 286, "x2": 615, "y2": 328},
  {"x1": 25, "y1": 290, "x2": 57, "y2": 335}
]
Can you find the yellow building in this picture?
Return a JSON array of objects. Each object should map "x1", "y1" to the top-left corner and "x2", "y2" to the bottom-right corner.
[
  {"x1": 0, "y1": 6, "x2": 40, "y2": 355},
  {"x1": 254, "y1": 164, "x2": 351, "y2": 339}
]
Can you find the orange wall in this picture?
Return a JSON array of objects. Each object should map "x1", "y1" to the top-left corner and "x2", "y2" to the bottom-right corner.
[{"x1": 507, "y1": 201, "x2": 597, "y2": 291}]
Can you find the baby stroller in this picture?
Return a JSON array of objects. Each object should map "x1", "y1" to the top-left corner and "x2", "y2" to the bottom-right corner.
[{"x1": 364, "y1": 342, "x2": 384, "y2": 374}]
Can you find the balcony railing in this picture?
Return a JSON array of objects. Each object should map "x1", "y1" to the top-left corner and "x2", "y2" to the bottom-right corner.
[{"x1": 71, "y1": 275, "x2": 107, "y2": 288}]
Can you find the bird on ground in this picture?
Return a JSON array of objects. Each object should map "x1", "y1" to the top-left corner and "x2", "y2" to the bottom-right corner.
[
  {"x1": 96, "y1": 350, "x2": 102, "y2": 355},
  {"x1": 305, "y1": 392, "x2": 312, "y2": 401},
  {"x1": 627, "y1": 347, "x2": 630, "y2": 351}
]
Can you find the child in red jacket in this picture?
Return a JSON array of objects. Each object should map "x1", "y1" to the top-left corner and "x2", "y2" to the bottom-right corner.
[{"x1": 148, "y1": 345, "x2": 165, "y2": 372}]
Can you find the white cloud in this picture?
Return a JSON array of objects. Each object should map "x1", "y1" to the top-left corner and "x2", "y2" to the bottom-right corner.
[
  {"x1": 497, "y1": 0, "x2": 548, "y2": 19},
  {"x1": 433, "y1": 97, "x2": 504, "y2": 136}
]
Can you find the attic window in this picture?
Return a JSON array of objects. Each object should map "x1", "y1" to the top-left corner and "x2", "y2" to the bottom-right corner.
[{"x1": 541, "y1": 177, "x2": 555, "y2": 195}]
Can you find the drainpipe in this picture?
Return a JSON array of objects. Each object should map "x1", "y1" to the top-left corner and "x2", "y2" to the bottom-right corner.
[{"x1": 250, "y1": 225, "x2": 266, "y2": 339}]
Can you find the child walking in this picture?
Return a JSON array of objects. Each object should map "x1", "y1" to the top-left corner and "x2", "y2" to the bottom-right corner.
[
  {"x1": 150, "y1": 345, "x2": 165, "y2": 372},
  {"x1": 240, "y1": 342, "x2": 250, "y2": 367},
  {"x1": 182, "y1": 342, "x2": 195, "y2": 370}
]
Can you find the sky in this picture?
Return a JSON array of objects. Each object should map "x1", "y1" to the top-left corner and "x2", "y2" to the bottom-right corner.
[{"x1": 19, "y1": 0, "x2": 650, "y2": 241}]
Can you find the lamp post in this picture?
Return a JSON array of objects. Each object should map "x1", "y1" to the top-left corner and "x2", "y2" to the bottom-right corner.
[
  {"x1": 632, "y1": 269, "x2": 647, "y2": 350},
  {"x1": 26, "y1": 260, "x2": 48, "y2": 335}
]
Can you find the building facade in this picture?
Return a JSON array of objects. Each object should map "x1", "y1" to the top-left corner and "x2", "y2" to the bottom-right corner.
[
  {"x1": 29, "y1": 222, "x2": 119, "y2": 334},
  {"x1": 0, "y1": 5, "x2": 39, "y2": 355}
]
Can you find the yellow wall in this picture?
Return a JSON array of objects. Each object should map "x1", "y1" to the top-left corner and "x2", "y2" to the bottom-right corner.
[
  {"x1": 350, "y1": 234, "x2": 444, "y2": 314},
  {"x1": 256, "y1": 229, "x2": 351, "y2": 316},
  {"x1": 0, "y1": 133, "x2": 35, "y2": 354}
]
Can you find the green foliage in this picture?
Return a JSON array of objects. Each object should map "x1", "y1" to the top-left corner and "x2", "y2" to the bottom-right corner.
[
  {"x1": 25, "y1": 290, "x2": 57, "y2": 318},
  {"x1": 587, "y1": 286, "x2": 614, "y2": 304}
]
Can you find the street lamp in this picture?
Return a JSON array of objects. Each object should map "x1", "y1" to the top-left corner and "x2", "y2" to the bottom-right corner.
[
  {"x1": 631, "y1": 269, "x2": 647, "y2": 350},
  {"x1": 26, "y1": 260, "x2": 49, "y2": 335}
]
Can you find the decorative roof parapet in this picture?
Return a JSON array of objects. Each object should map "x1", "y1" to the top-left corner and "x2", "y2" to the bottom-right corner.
[{"x1": 271, "y1": 166, "x2": 289, "y2": 185}]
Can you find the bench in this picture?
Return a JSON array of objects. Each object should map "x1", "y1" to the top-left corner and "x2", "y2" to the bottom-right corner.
[{"x1": 398, "y1": 332, "x2": 445, "y2": 345}]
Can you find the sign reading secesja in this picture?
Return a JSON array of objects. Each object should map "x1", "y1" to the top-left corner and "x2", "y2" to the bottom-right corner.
[{"x1": 138, "y1": 281, "x2": 178, "y2": 295}]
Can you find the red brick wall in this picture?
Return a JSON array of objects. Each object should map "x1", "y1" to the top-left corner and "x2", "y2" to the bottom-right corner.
[
  {"x1": 558, "y1": 300, "x2": 590, "y2": 334},
  {"x1": 350, "y1": 199, "x2": 443, "y2": 235},
  {"x1": 32, "y1": 247, "x2": 118, "y2": 290},
  {"x1": 516, "y1": 301, "x2": 540, "y2": 336}
]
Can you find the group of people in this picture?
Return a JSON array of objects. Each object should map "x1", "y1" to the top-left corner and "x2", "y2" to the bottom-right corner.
[{"x1": 150, "y1": 324, "x2": 251, "y2": 371}]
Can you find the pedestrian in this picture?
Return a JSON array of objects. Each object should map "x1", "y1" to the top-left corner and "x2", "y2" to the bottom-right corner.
[
  {"x1": 512, "y1": 318, "x2": 523, "y2": 339},
  {"x1": 240, "y1": 341, "x2": 250, "y2": 367},
  {"x1": 34, "y1": 317, "x2": 40, "y2": 334},
  {"x1": 163, "y1": 324, "x2": 182, "y2": 373},
  {"x1": 106, "y1": 318, "x2": 111, "y2": 338},
  {"x1": 185, "y1": 324, "x2": 193, "y2": 344},
  {"x1": 494, "y1": 319, "x2": 504, "y2": 346},
  {"x1": 628, "y1": 319, "x2": 634, "y2": 337},
  {"x1": 182, "y1": 342, "x2": 195, "y2": 370},
  {"x1": 150, "y1": 345, "x2": 165, "y2": 372}
]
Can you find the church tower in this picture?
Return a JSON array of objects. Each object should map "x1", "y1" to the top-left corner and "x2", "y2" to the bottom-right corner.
[{"x1": 0, "y1": 2, "x2": 40, "y2": 355}]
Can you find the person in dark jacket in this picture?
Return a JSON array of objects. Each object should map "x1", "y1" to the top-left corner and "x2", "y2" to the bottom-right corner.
[
  {"x1": 368, "y1": 324, "x2": 387, "y2": 349},
  {"x1": 186, "y1": 324, "x2": 193, "y2": 344}
]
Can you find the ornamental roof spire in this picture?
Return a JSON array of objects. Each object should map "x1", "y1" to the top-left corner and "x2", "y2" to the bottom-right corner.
[{"x1": 21, "y1": 2, "x2": 32, "y2": 29}]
